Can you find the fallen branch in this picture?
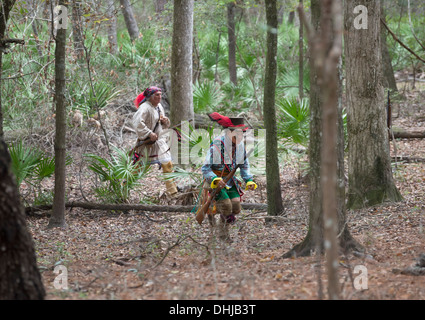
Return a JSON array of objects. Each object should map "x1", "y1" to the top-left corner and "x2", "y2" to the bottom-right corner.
[
  {"x1": 392, "y1": 253, "x2": 425, "y2": 276},
  {"x1": 396, "y1": 77, "x2": 425, "y2": 83},
  {"x1": 25, "y1": 201, "x2": 267, "y2": 214},
  {"x1": 153, "y1": 235, "x2": 190, "y2": 268},
  {"x1": 391, "y1": 156, "x2": 425, "y2": 163},
  {"x1": 392, "y1": 130, "x2": 425, "y2": 139},
  {"x1": 151, "y1": 234, "x2": 212, "y2": 269}
]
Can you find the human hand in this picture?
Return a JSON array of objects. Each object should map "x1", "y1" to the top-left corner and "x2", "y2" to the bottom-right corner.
[
  {"x1": 211, "y1": 178, "x2": 228, "y2": 189},
  {"x1": 149, "y1": 132, "x2": 158, "y2": 141},
  {"x1": 160, "y1": 115, "x2": 169, "y2": 125},
  {"x1": 245, "y1": 181, "x2": 257, "y2": 191}
]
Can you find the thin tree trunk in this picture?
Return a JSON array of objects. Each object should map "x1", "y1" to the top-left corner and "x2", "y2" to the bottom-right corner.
[
  {"x1": 317, "y1": 0, "x2": 342, "y2": 301},
  {"x1": 345, "y1": 0, "x2": 403, "y2": 209},
  {"x1": 105, "y1": 0, "x2": 118, "y2": 54},
  {"x1": 288, "y1": 11, "x2": 295, "y2": 24},
  {"x1": 298, "y1": 0, "x2": 304, "y2": 100},
  {"x1": 380, "y1": 1, "x2": 398, "y2": 93},
  {"x1": 119, "y1": 0, "x2": 139, "y2": 41},
  {"x1": 31, "y1": 0, "x2": 43, "y2": 59},
  {"x1": 154, "y1": 0, "x2": 168, "y2": 13},
  {"x1": 170, "y1": 0, "x2": 194, "y2": 128},
  {"x1": 227, "y1": 1, "x2": 237, "y2": 86},
  {"x1": 277, "y1": 3, "x2": 285, "y2": 25},
  {"x1": 193, "y1": 29, "x2": 201, "y2": 84},
  {"x1": 71, "y1": 0, "x2": 84, "y2": 60},
  {"x1": 0, "y1": 139, "x2": 45, "y2": 299},
  {"x1": 214, "y1": 31, "x2": 222, "y2": 83},
  {"x1": 264, "y1": 0, "x2": 283, "y2": 217},
  {"x1": 48, "y1": 0, "x2": 68, "y2": 229},
  {"x1": 282, "y1": 0, "x2": 362, "y2": 261},
  {"x1": 0, "y1": 53, "x2": 3, "y2": 140},
  {"x1": 154, "y1": 0, "x2": 171, "y2": 24},
  {"x1": 282, "y1": 0, "x2": 324, "y2": 258},
  {"x1": 0, "y1": 0, "x2": 17, "y2": 140}
]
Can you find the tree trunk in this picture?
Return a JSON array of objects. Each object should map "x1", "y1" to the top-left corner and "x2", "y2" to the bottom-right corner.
[
  {"x1": 193, "y1": 30, "x2": 201, "y2": 84},
  {"x1": 119, "y1": 0, "x2": 139, "y2": 41},
  {"x1": 154, "y1": 0, "x2": 171, "y2": 24},
  {"x1": 71, "y1": 0, "x2": 84, "y2": 60},
  {"x1": 282, "y1": 0, "x2": 323, "y2": 258},
  {"x1": 264, "y1": 0, "x2": 283, "y2": 217},
  {"x1": 105, "y1": 0, "x2": 118, "y2": 54},
  {"x1": 380, "y1": 1, "x2": 398, "y2": 93},
  {"x1": 0, "y1": 0, "x2": 15, "y2": 39},
  {"x1": 288, "y1": 11, "x2": 295, "y2": 24},
  {"x1": 392, "y1": 130, "x2": 425, "y2": 139},
  {"x1": 277, "y1": 3, "x2": 285, "y2": 25},
  {"x1": 0, "y1": 139, "x2": 45, "y2": 299},
  {"x1": 0, "y1": 0, "x2": 17, "y2": 140},
  {"x1": 48, "y1": 0, "x2": 68, "y2": 229},
  {"x1": 317, "y1": 0, "x2": 345, "y2": 300},
  {"x1": 31, "y1": 0, "x2": 43, "y2": 59},
  {"x1": 282, "y1": 0, "x2": 362, "y2": 260},
  {"x1": 298, "y1": 0, "x2": 304, "y2": 100},
  {"x1": 170, "y1": 0, "x2": 194, "y2": 128},
  {"x1": 344, "y1": 0, "x2": 403, "y2": 209},
  {"x1": 227, "y1": 1, "x2": 237, "y2": 86},
  {"x1": 154, "y1": 0, "x2": 168, "y2": 13},
  {"x1": 0, "y1": 53, "x2": 3, "y2": 140}
]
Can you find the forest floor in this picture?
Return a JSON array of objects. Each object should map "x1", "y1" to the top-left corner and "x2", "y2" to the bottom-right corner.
[{"x1": 25, "y1": 82, "x2": 425, "y2": 301}]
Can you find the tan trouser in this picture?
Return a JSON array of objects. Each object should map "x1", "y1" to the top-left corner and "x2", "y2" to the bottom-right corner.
[
  {"x1": 161, "y1": 161, "x2": 178, "y2": 195},
  {"x1": 214, "y1": 198, "x2": 241, "y2": 241}
]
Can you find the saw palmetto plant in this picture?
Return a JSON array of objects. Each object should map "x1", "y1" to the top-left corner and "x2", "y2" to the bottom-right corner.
[
  {"x1": 69, "y1": 80, "x2": 120, "y2": 119},
  {"x1": 85, "y1": 146, "x2": 150, "y2": 203},
  {"x1": 193, "y1": 80, "x2": 223, "y2": 113},
  {"x1": 276, "y1": 96, "x2": 310, "y2": 150},
  {"x1": 8, "y1": 141, "x2": 72, "y2": 204},
  {"x1": 9, "y1": 141, "x2": 44, "y2": 187}
]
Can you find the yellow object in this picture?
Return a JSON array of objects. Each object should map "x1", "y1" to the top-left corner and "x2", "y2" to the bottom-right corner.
[
  {"x1": 162, "y1": 161, "x2": 178, "y2": 195},
  {"x1": 211, "y1": 177, "x2": 222, "y2": 189},
  {"x1": 245, "y1": 181, "x2": 257, "y2": 190},
  {"x1": 211, "y1": 178, "x2": 230, "y2": 189}
]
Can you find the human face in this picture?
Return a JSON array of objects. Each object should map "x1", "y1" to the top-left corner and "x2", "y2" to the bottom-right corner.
[
  {"x1": 149, "y1": 91, "x2": 162, "y2": 106},
  {"x1": 228, "y1": 129, "x2": 244, "y2": 144}
]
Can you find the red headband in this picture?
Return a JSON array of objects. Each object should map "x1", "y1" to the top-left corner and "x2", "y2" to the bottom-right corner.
[{"x1": 134, "y1": 86, "x2": 162, "y2": 108}]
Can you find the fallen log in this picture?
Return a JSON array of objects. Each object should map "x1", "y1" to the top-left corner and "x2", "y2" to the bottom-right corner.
[
  {"x1": 25, "y1": 201, "x2": 267, "y2": 214},
  {"x1": 392, "y1": 130, "x2": 425, "y2": 139},
  {"x1": 391, "y1": 156, "x2": 425, "y2": 163}
]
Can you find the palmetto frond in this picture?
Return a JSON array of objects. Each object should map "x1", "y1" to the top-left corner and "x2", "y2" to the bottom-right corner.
[
  {"x1": 193, "y1": 80, "x2": 223, "y2": 113},
  {"x1": 276, "y1": 96, "x2": 310, "y2": 148},
  {"x1": 85, "y1": 146, "x2": 149, "y2": 203},
  {"x1": 8, "y1": 141, "x2": 43, "y2": 186}
]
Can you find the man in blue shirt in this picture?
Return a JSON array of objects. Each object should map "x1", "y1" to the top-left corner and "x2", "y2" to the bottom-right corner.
[{"x1": 201, "y1": 113, "x2": 257, "y2": 242}]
